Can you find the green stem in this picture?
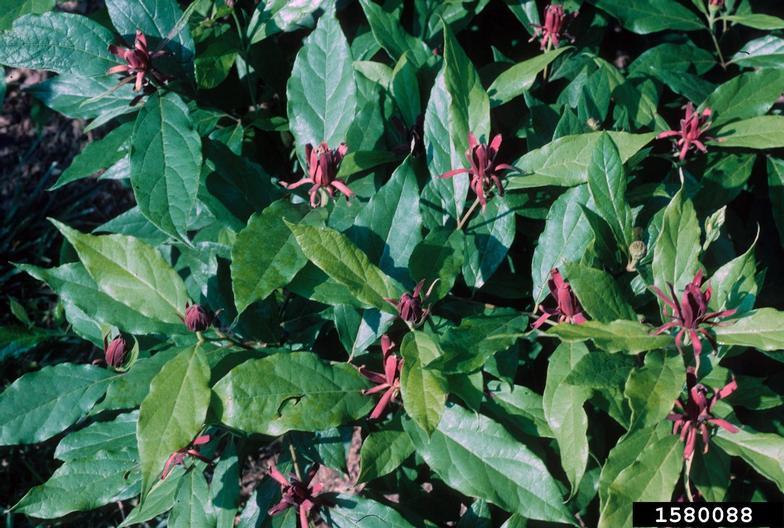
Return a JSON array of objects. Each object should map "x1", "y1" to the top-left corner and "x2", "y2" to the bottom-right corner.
[
  {"x1": 456, "y1": 197, "x2": 481, "y2": 230},
  {"x1": 288, "y1": 442, "x2": 302, "y2": 481}
]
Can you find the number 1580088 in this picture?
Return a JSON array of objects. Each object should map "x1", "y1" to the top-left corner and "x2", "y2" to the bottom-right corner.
[{"x1": 632, "y1": 502, "x2": 784, "y2": 527}]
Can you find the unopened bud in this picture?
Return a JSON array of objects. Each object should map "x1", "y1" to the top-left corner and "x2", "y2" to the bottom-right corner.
[
  {"x1": 626, "y1": 240, "x2": 647, "y2": 272},
  {"x1": 185, "y1": 304, "x2": 212, "y2": 332},
  {"x1": 104, "y1": 335, "x2": 128, "y2": 368}
]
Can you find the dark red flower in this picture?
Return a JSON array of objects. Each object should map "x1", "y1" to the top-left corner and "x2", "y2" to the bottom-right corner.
[
  {"x1": 530, "y1": 4, "x2": 576, "y2": 51},
  {"x1": 161, "y1": 434, "x2": 211, "y2": 479},
  {"x1": 532, "y1": 268, "x2": 587, "y2": 329},
  {"x1": 668, "y1": 368, "x2": 738, "y2": 461},
  {"x1": 652, "y1": 270, "x2": 736, "y2": 363},
  {"x1": 282, "y1": 143, "x2": 353, "y2": 207},
  {"x1": 359, "y1": 335, "x2": 403, "y2": 420},
  {"x1": 267, "y1": 463, "x2": 330, "y2": 528},
  {"x1": 385, "y1": 279, "x2": 435, "y2": 327},
  {"x1": 441, "y1": 132, "x2": 515, "y2": 209},
  {"x1": 657, "y1": 102, "x2": 713, "y2": 160},
  {"x1": 103, "y1": 335, "x2": 127, "y2": 368},
  {"x1": 709, "y1": 0, "x2": 724, "y2": 7},
  {"x1": 392, "y1": 115, "x2": 425, "y2": 157},
  {"x1": 108, "y1": 30, "x2": 169, "y2": 92},
  {"x1": 184, "y1": 303, "x2": 212, "y2": 332}
]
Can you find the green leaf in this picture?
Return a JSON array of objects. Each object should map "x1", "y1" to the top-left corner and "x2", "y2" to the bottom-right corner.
[
  {"x1": 94, "y1": 347, "x2": 182, "y2": 413},
  {"x1": 105, "y1": 0, "x2": 194, "y2": 74},
  {"x1": 51, "y1": 122, "x2": 131, "y2": 190},
  {"x1": 118, "y1": 466, "x2": 186, "y2": 527},
  {"x1": 652, "y1": 187, "x2": 701, "y2": 293},
  {"x1": 586, "y1": 132, "x2": 633, "y2": 248},
  {"x1": 589, "y1": 0, "x2": 704, "y2": 34},
  {"x1": 359, "y1": 0, "x2": 430, "y2": 67},
  {"x1": 0, "y1": 363, "x2": 111, "y2": 445},
  {"x1": 629, "y1": 42, "x2": 715, "y2": 77},
  {"x1": 731, "y1": 35, "x2": 784, "y2": 69},
  {"x1": 463, "y1": 199, "x2": 516, "y2": 289},
  {"x1": 0, "y1": 12, "x2": 118, "y2": 76},
  {"x1": 597, "y1": 423, "x2": 683, "y2": 528},
  {"x1": 562, "y1": 263, "x2": 637, "y2": 322},
  {"x1": 709, "y1": 238, "x2": 757, "y2": 313},
  {"x1": 0, "y1": 0, "x2": 54, "y2": 30},
  {"x1": 722, "y1": 13, "x2": 784, "y2": 30},
  {"x1": 330, "y1": 494, "x2": 417, "y2": 527},
  {"x1": 427, "y1": 308, "x2": 527, "y2": 374},
  {"x1": 286, "y1": 8, "x2": 356, "y2": 165},
  {"x1": 701, "y1": 70, "x2": 784, "y2": 128},
  {"x1": 484, "y1": 380, "x2": 553, "y2": 438},
  {"x1": 624, "y1": 349, "x2": 684, "y2": 431},
  {"x1": 168, "y1": 465, "x2": 214, "y2": 528},
  {"x1": 421, "y1": 22, "x2": 490, "y2": 227},
  {"x1": 400, "y1": 332, "x2": 448, "y2": 434},
  {"x1": 349, "y1": 156, "x2": 423, "y2": 283},
  {"x1": 55, "y1": 411, "x2": 138, "y2": 462},
  {"x1": 509, "y1": 131, "x2": 654, "y2": 190},
  {"x1": 231, "y1": 200, "x2": 308, "y2": 315},
  {"x1": 52, "y1": 220, "x2": 189, "y2": 325},
  {"x1": 138, "y1": 346, "x2": 211, "y2": 498},
  {"x1": 390, "y1": 53, "x2": 422, "y2": 127},
  {"x1": 547, "y1": 320, "x2": 672, "y2": 354},
  {"x1": 334, "y1": 305, "x2": 394, "y2": 359},
  {"x1": 12, "y1": 449, "x2": 140, "y2": 518},
  {"x1": 710, "y1": 115, "x2": 784, "y2": 149},
  {"x1": 488, "y1": 47, "x2": 572, "y2": 107},
  {"x1": 358, "y1": 417, "x2": 415, "y2": 482},
  {"x1": 288, "y1": 223, "x2": 403, "y2": 311},
  {"x1": 403, "y1": 405, "x2": 574, "y2": 525},
  {"x1": 564, "y1": 350, "x2": 635, "y2": 389},
  {"x1": 247, "y1": 0, "x2": 326, "y2": 44},
  {"x1": 531, "y1": 185, "x2": 594, "y2": 304},
  {"x1": 19, "y1": 262, "x2": 182, "y2": 335},
  {"x1": 543, "y1": 342, "x2": 591, "y2": 495},
  {"x1": 130, "y1": 91, "x2": 202, "y2": 240},
  {"x1": 768, "y1": 157, "x2": 784, "y2": 245},
  {"x1": 211, "y1": 439, "x2": 240, "y2": 528},
  {"x1": 409, "y1": 227, "x2": 465, "y2": 301},
  {"x1": 714, "y1": 308, "x2": 784, "y2": 351},
  {"x1": 713, "y1": 427, "x2": 784, "y2": 490},
  {"x1": 27, "y1": 73, "x2": 136, "y2": 119},
  {"x1": 195, "y1": 26, "x2": 239, "y2": 89},
  {"x1": 691, "y1": 447, "x2": 730, "y2": 502},
  {"x1": 213, "y1": 351, "x2": 372, "y2": 435}
]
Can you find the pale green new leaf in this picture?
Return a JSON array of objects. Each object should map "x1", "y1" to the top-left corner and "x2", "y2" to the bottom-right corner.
[
  {"x1": 586, "y1": 133, "x2": 633, "y2": 248},
  {"x1": 488, "y1": 47, "x2": 572, "y2": 107},
  {"x1": 138, "y1": 346, "x2": 211, "y2": 498},
  {"x1": 714, "y1": 308, "x2": 784, "y2": 351},
  {"x1": 547, "y1": 320, "x2": 671, "y2": 354},
  {"x1": 52, "y1": 220, "x2": 189, "y2": 324},
  {"x1": 288, "y1": 223, "x2": 403, "y2": 311}
]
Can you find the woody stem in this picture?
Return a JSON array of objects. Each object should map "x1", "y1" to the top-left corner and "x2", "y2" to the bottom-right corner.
[
  {"x1": 542, "y1": 41, "x2": 553, "y2": 81},
  {"x1": 706, "y1": 14, "x2": 726, "y2": 68},
  {"x1": 456, "y1": 197, "x2": 481, "y2": 230},
  {"x1": 289, "y1": 441, "x2": 302, "y2": 481},
  {"x1": 684, "y1": 457, "x2": 694, "y2": 502}
]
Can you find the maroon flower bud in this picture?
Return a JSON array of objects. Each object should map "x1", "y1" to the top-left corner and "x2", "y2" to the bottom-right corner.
[
  {"x1": 185, "y1": 303, "x2": 212, "y2": 332},
  {"x1": 667, "y1": 368, "x2": 738, "y2": 461},
  {"x1": 532, "y1": 268, "x2": 587, "y2": 328},
  {"x1": 108, "y1": 30, "x2": 170, "y2": 93},
  {"x1": 652, "y1": 270, "x2": 736, "y2": 367},
  {"x1": 441, "y1": 132, "x2": 516, "y2": 209},
  {"x1": 530, "y1": 4, "x2": 576, "y2": 51},
  {"x1": 104, "y1": 335, "x2": 128, "y2": 368},
  {"x1": 281, "y1": 142, "x2": 353, "y2": 207},
  {"x1": 385, "y1": 279, "x2": 436, "y2": 327},
  {"x1": 657, "y1": 102, "x2": 713, "y2": 160}
]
